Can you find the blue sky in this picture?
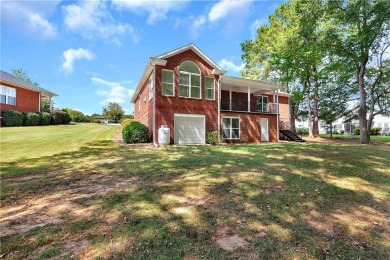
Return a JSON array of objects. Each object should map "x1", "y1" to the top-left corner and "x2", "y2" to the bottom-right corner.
[{"x1": 1, "y1": 0, "x2": 283, "y2": 115}]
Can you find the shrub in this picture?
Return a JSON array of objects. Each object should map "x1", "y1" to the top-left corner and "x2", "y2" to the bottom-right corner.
[
  {"x1": 51, "y1": 110, "x2": 71, "y2": 125},
  {"x1": 82, "y1": 116, "x2": 91, "y2": 123},
  {"x1": 296, "y1": 128, "x2": 309, "y2": 135},
  {"x1": 121, "y1": 119, "x2": 137, "y2": 128},
  {"x1": 38, "y1": 112, "x2": 51, "y2": 125},
  {"x1": 354, "y1": 128, "x2": 360, "y2": 135},
  {"x1": 370, "y1": 127, "x2": 382, "y2": 135},
  {"x1": 122, "y1": 121, "x2": 150, "y2": 143},
  {"x1": 1, "y1": 109, "x2": 23, "y2": 127},
  {"x1": 92, "y1": 120, "x2": 101, "y2": 123},
  {"x1": 340, "y1": 130, "x2": 345, "y2": 135},
  {"x1": 23, "y1": 112, "x2": 40, "y2": 126},
  {"x1": 206, "y1": 131, "x2": 219, "y2": 145},
  {"x1": 332, "y1": 130, "x2": 339, "y2": 134}
]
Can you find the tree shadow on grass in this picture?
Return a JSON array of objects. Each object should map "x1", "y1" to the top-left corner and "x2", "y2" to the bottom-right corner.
[{"x1": 1, "y1": 141, "x2": 389, "y2": 259}]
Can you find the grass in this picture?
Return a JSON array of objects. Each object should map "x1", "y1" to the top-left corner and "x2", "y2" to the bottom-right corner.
[
  {"x1": 1, "y1": 124, "x2": 389, "y2": 259},
  {"x1": 320, "y1": 134, "x2": 390, "y2": 142}
]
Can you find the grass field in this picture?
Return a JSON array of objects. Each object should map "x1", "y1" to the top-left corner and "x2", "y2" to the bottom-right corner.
[
  {"x1": 319, "y1": 134, "x2": 390, "y2": 142},
  {"x1": 1, "y1": 124, "x2": 389, "y2": 259}
]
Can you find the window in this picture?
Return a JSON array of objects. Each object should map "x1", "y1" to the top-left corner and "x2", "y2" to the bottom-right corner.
[
  {"x1": 149, "y1": 76, "x2": 154, "y2": 100},
  {"x1": 1, "y1": 86, "x2": 16, "y2": 106},
  {"x1": 257, "y1": 96, "x2": 268, "y2": 112},
  {"x1": 179, "y1": 61, "x2": 201, "y2": 99},
  {"x1": 223, "y1": 117, "x2": 240, "y2": 139},
  {"x1": 205, "y1": 77, "x2": 215, "y2": 100},
  {"x1": 162, "y1": 70, "x2": 174, "y2": 96}
]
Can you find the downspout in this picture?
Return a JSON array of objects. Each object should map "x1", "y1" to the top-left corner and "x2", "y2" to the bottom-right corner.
[
  {"x1": 276, "y1": 89, "x2": 279, "y2": 142},
  {"x1": 217, "y1": 76, "x2": 221, "y2": 143},
  {"x1": 152, "y1": 63, "x2": 157, "y2": 146}
]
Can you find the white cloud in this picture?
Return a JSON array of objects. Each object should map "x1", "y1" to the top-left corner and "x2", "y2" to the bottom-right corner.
[
  {"x1": 63, "y1": 0, "x2": 138, "y2": 43},
  {"x1": 189, "y1": 15, "x2": 206, "y2": 39},
  {"x1": 92, "y1": 77, "x2": 134, "y2": 105},
  {"x1": 1, "y1": 1, "x2": 58, "y2": 39},
  {"x1": 250, "y1": 17, "x2": 268, "y2": 39},
  {"x1": 219, "y1": 58, "x2": 245, "y2": 73},
  {"x1": 112, "y1": 0, "x2": 189, "y2": 25},
  {"x1": 208, "y1": 0, "x2": 253, "y2": 23},
  {"x1": 62, "y1": 48, "x2": 95, "y2": 73}
]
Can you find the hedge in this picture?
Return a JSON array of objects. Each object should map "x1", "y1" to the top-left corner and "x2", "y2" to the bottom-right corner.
[
  {"x1": 51, "y1": 110, "x2": 71, "y2": 125},
  {"x1": 122, "y1": 121, "x2": 150, "y2": 143},
  {"x1": 39, "y1": 112, "x2": 51, "y2": 125},
  {"x1": 121, "y1": 118, "x2": 137, "y2": 129},
  {"x1": 1, "y1": 110, "x2": 23, "y2": 127},
  {"x1": 23, "y1": 112, "x2": 40, "y2": 126}
]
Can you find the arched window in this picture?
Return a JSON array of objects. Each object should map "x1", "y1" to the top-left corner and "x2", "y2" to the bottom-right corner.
[{"x1": 179, "y1": 61, "x2": 201, "y2": 98}]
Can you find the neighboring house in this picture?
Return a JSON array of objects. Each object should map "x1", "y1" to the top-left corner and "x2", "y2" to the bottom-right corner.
[
  {"x1": 91, "y1": 115, "x2": 108, "y2": 123},
  {"x1": 296, "y1": 114, "x2": 390, "y2": 135},
  {"x1": 131, "y1": 44, "x2": 291, "y2": 145},
  {"x1": 0, "y1": 70, "x2": 57, "y2": 112}
]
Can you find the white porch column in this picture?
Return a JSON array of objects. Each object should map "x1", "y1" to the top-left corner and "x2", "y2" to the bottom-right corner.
[
  {"x1": 247, "y1": 86, "x2": 251, "y2": 112},
  {"x1": 229, "y1": 90, "x2": 232, "y2": 111}
]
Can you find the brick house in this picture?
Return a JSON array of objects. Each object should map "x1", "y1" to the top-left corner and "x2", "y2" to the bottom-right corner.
[
  {"x1": 0, "y1": 70, "x2": 57, "y2": 112},
  {"x1": 131, "y1": 44, "x2": 292, "y2": 145}
]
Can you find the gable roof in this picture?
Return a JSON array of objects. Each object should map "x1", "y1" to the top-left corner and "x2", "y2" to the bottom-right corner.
[
  {"x1": 156, "y1": 43, "x2": 224, "y2": 71},
  {"x1": 131, "y1": 44, "x2": 226, "y2": 103},
  {"x1": 0, "y1": 70, "x2": 58, "y2": 97}
]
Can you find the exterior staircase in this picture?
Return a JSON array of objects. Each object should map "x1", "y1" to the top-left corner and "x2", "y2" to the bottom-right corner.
[{"x1": 279, "y1": 130, "x2": 304, "y2": 142}]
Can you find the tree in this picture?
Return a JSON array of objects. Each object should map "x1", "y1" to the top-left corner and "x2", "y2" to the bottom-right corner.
[
  {"x1": 63, "y1": 108, "x2": 84, "y2": 122},
  {"x1": 322, "y1": 0, "x2": 390, "y2": 143},
  {"x1": 11, "y1": 68, "x2": 54, "y2": 112},
  {"x1": 102, "y1": 102, "x2": 125, "y2": 123}
]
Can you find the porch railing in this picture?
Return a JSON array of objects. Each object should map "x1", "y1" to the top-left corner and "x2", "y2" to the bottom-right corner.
[{"x1": 221, "y1": 99, "x2": 278, "y2": 114}]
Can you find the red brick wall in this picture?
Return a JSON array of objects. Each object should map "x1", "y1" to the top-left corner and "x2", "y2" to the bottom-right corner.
[
  {"x1": 154, "y1": 49, "x2": 219, "y2": 143},
  {"x1": 133, "y1": 71, "x2": 154, "y2": 138},
  {"x1": 0, "y1": 83, "x2": 40, "y2": 112},
  {"x1": 221, "y1": 112, "x2": 278, "y2": 143}
]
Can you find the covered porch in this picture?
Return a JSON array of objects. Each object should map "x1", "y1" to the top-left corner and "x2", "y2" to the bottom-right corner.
[{"x1": 219, "y1": 75, "x2": 280, "y2": 114}]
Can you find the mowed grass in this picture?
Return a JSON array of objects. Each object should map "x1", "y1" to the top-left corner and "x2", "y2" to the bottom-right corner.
[
  {"x1": 320, "y1": 134, "x2": 390, "y2": 142},
  {"x1": 0, "y1": 123, "x2": 119, "y2": 162},
  {"x1": 1, "y1": 124, "x2": 389, "y2": 259}
]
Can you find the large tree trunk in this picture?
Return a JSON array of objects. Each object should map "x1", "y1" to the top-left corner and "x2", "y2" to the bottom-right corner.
[
  {"x1": 330, "y1": 123, "x2": 333, "y2": 139},
  {"x1": 358, "y1": 65, "x2": 369, "y2": 144},
  {"x1": 312, "y1": 66, "x2": 320, "y2": 136},
  {"x1": 306, "y1": 79, "x2": 314, "y2": 137}
]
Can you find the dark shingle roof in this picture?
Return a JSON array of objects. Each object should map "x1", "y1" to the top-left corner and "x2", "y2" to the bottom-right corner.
[{"x1": 0, "y1": 70, "x2": 58, "y2": 97}]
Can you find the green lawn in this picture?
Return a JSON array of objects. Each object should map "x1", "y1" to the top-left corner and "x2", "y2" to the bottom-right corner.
[
  {"x1": 320, "y1": 134, "x2": 390, "y2": 142},
  {"x1": 1, "y1": 124, "x2": 389, "y2": 259}
]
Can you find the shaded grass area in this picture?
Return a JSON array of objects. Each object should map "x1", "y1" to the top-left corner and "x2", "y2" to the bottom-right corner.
[
  {"x1": 320, "y1": 134, "x2": 390, "y2": 142},
  {"x1": 1, "y1": 129, "x2": 389, "y2": 259}
]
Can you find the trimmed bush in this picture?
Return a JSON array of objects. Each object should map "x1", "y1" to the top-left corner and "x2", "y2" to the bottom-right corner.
[
  {"x1": 92, "y1": 120, "x2": 101, "y2": 123},
  {"x1": 122, "y1": 121, "x2": 150, "y2": 143},
  {"x1": 332, "y1": 130, "x2": 339, "y2": 135},
  {"x1": 354, "y1": 128, "x2": 360, "y2": 135},
  {"x1": 296, "y1": 128, "x2": 309, "y2": 135},
  {"x1": 23, "y1": 112, "x2": 40, "y2": 126},
  {"x1": 1, "y1": 109, "x2": 23, "y2": 127},
  {"x1": 370, "y1": 127, "x2": 382, "y2": 135},
  {"x1": 51, "y1": 110, "x2": 71, "y2": 125},
  {"x1": 206, "y1": 131, "x2": 219, "y2": 145},
  {"x1": 121, "y1": 119, "x2": 137, "y2": 128},
  {"x1": 39, "y1": 112, "x2": 51, "y2": 125}
]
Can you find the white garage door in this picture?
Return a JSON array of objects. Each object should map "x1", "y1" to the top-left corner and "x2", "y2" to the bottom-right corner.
[{"x1": 174, "y1": 114, "x2": 205, "y2": 144}]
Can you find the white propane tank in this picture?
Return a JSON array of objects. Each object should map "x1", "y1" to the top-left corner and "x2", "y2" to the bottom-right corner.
[{"x1": 158, "y1": 125, "x2": 170, "y2": 145}]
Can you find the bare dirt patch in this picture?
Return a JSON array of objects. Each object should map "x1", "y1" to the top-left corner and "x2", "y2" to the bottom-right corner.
[
  {"x1": 0, "y1": 172, "x2": 136, "y2": 238},
  {"x1": 214, "y1": 227, "x2": 249, "y2": 251}
]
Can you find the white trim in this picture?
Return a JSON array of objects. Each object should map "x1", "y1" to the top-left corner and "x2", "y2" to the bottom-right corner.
[
  {"x1": 153, "y1": 67, "x2": 157, "y2": 145},
  {"x1": 174, "y1": 113, "x2": 206, "y2": 145},
  {"x1": 205, "y1": 76, "x2": 215, "y2": 100},
  {"x1": 162, "y1": 69, "x2": 175, "y2": 97},
  {"x1": 257, "y1": 95, "x2": 269, "y2": 112},
  {"x1": 276, "y1": 90, "x2": 280, "y2": 141},
  {"x1": 178, "y1": 61, "x2": 202, "y2": 99},
  {"x1": 260, "y1": 118, "x2": 269, "y2": 142},
  {"x1": 157, "y1": 44, "x2": 224, "y2": 71},
  {"x1": 222, "y1": 116, "x2": 240, "y2": 140}
]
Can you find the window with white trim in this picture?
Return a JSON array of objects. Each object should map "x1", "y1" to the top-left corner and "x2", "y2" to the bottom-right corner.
[
  {"x1": 179, "y1": 61, "x2": 201, "y2": 98},
  {"x1": 205, "y1": 77, "x2": 215, "y2": 100},
  {"x1": 162, "y1": 70, "x2": 174, "y2": 96},
  {"x1": 222, "y1": 117, "x2": 240, "y2": 139},
  {"x1": 149, "y1": 76, "x2": 154, "y2": 100},
  {"x1": 257, "y1": 95, "x2": 268, "y2": 112},
  {"x1": 1, "y1": 86, "x2": 16, "y2": 106}
]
